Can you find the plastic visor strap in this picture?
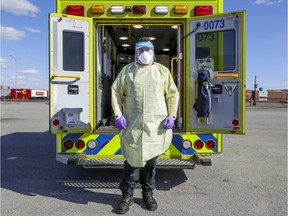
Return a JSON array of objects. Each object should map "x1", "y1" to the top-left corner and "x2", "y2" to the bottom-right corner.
[{"x1": 135, "y1": 41, "x2": 154, "y2": 50}]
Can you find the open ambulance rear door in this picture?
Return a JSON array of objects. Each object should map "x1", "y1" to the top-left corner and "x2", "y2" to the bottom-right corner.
[
  {"x1": 49, "y1": 14, "x2": 95, "y2": 133},
  {"x1": 186, "y1": 11, "x2": 246, "y2": 134}
]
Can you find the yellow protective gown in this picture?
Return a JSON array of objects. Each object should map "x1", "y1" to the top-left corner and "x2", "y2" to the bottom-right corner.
[{"x1": 111, "y1": 62, "x2": 179, "y2": 167}]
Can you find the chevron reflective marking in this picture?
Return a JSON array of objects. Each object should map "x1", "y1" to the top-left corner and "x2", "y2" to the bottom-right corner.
[
  {"x1": 57, "y1": 134, "x2": 62, "y2": 152},
  {"x1": 61, "y1": 133, "x2": 219, "y2": 155},
  {"x1": 217, "y1": 134, "x2": 222, "y2": 152},
  {"x1": 97, "y1": 135, "x2": 121, "y2": 155},
  {"x1": 81, "y1": 134, "x2": 120, "y2": 155},
  {"x1": 172, "y1": 135, "x2": 195, "y2": 154},
  {"x1": 114, "y1": 148, "x2": 122, "y2": 155},
  {"x1": 196, "y1": 134, "x2": 217, "y2": 143},
  {"x1": 164, "y1": 140, "x2": 182, "y2": 156},
  {"x1": 96, "y1": 134, "x2": 115, "y2": 147},
  {"x1": 63, "y1": 133, "x2": 83, "y2": 143}
]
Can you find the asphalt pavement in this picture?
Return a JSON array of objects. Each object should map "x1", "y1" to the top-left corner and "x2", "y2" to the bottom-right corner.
[{"x1": 1, "y1": 101, "x2": 287, "y2": 216}]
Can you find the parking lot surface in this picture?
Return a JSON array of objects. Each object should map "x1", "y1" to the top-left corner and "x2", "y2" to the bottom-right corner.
[{"x1": 1, "y1": 102, "x2": 287, "y2": 216}]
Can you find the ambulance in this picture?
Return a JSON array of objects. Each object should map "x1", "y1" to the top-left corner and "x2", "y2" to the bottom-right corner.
[{"x1": 49, "y1": 0, "x2": 246, "y2": 168}]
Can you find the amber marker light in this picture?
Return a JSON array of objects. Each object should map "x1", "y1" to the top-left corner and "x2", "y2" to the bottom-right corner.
[
  {"x1": 174, "y1": 5, "x2": 188, "y2": 14},
  {"x1": 91, "y1": 5, "x2": 105, "y2": 14}
]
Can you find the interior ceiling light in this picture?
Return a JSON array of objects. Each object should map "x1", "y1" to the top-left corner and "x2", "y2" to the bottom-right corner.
[
  {"x1": 163, "y1": 48, "x2": 170, "y2": 51},
  {"x1": 133, "y1": 25, "x2": 143, "y2": 29},
  {"x1": 122, "y1": 44, "x2": 130, "y2": 47},
  {"x1": 119, "y1": 36, "x2": 128, "y2": 40},
  {"x1": 149, "y1": 37, "x2": 156, "y2": 40},
  {"x1": 171, "y1": 25, "x2": 178, "y2": 29}
]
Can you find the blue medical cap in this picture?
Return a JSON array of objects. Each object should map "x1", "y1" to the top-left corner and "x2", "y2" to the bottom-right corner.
[{"x1": 135, "y1": 41, "x2": 154, "y2": 50}]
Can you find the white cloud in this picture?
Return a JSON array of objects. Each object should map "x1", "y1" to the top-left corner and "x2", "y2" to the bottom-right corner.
[
  {"x1": 254, "y1": 0, "x2": 268, "y2": 4},
  {"x1": 0, "y1": 58, "x2": 9, "y2": 68},
  {"x1": 254, "y1": 0, "x2": 284, "y2": 5},
  {"x1": 10, "y1": 75, "x2": 26, "y2": 80},
  {"x1": 25, "y1": 27, "x2": 41, "y2": 33},
  {"x1": 19, "y1": 69, "x2": 39, "y2": 74},
  {"x1": 0, "y1": 25, "x2": 26, "y2": 41},
  {"x1": 1, "y1": 0, "x2": 40, "y2": 17}
]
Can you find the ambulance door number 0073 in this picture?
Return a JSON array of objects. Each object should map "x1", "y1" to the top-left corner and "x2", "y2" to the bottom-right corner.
[{"x1": 203, "y1": 19, "x2": 225, "y2": 30}]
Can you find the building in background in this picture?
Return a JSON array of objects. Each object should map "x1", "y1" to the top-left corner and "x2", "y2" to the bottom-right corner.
[
  {"x1": 0, "y1": 86, "x2": 49, "y2": 100},
  {"x1": 246, "y1": 89, "x2": 287, "y2": 103}
]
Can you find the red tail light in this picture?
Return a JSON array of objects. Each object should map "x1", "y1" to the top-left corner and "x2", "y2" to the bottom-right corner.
[
  {"x1": 194, "y1": 6, "x2": 213, "y2": 16},
  {"x1": 194, "y1": 140, "x2": 204, "y2": 149},
  {"x1": 133, "y1": 5, "x2": 146, "y2": 14},
  {"x1": 206, "y1": 140, "x2": 216, "y2": 149},
  {"x1": 52, "y1": 119, "x2": 60, "y2": 126},
  {"x1": 232, "y1": 119, "x2": 239, "y2": 126},
  {"x1": 64, "y1": 140, "x2": 73, "y2": 150},
  {"x1": 76, "y1": 140, "x2": 85, "y2": 150},
  {"x1": 66, "y1": 6, "x2": 84, "y2": 16}
]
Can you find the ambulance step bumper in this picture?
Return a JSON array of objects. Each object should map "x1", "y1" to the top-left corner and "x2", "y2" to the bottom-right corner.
[
  {"x1": 83, "y1": 158, "x2": 195, "y2": 169},
  {"x1": 56, "y1": 154, "x2": 195, "y2": 169}
]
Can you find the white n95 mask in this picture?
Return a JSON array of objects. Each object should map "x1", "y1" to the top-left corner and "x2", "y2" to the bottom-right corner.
[{"x1": 138, "y1": 51, "x2": 153, "y2": 65}]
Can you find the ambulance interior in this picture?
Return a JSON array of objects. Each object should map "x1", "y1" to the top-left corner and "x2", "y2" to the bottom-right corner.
[{"x1": 96, "y1": 24, "x2": 182, "y2": 130}]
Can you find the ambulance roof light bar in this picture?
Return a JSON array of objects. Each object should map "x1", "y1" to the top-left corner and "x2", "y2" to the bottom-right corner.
[
  {"x1": 66, "y1": 5, "x2": 84, "y2": 16},
  {"x1": 194, "y1": 6, "x2": 213, "y2": 16},
  {"x1": 91, "y1": 5, "x2": 105, "y2": 14},
  {"x1": 111, "y1": 5, "x2": 125, "y2": 14},
  {"x1": 111, "y1": 5, "x2": 146, "y2": 14},
  {"x1": 155, "y1": 5, "x2": 168, "y2": 14},
  {"x1": 132, "y1": 5, "x2": 146, "y2": 14},
  {"x1": 174, "y1": 5, "x2": 188, "y2": 14}
]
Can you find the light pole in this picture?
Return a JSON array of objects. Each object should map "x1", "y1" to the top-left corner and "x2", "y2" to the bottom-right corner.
[
  {"x1": 253, "y1": 75, "x2": 258, "y2": 106},
  {"x1": 10, "y1": 55, "x2": 18, "y2": 100}
]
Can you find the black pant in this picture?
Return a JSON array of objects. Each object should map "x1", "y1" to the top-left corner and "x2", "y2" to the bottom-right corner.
[{"x1": 119, "y1": 157, "x2": 157, "y2": 197}]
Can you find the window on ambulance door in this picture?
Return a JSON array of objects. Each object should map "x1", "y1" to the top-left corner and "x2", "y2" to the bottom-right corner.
[
  {"x1": 63, "y1": 31, "x2": 84, "y2": 71},
  {"x1": 196, "y1": 30, "x2": 236, "y2": 71}
]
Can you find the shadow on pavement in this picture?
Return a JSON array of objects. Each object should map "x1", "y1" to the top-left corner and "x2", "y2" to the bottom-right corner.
[{"x1": 1, "y1": 131, "x2": 188, "y2": 209}]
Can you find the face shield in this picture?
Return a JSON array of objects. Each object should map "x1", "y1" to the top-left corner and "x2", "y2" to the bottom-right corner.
[{"x1": 135, "y1": 41, "x2": 156, "y2": 65}]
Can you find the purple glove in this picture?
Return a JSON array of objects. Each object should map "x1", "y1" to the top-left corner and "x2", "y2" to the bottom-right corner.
[
  {"x1": 163, "y1": 116, "x2": 175, "y2": 129},
  {"x1": 115, "y1": 116, "x2": 126, "y2": 130}
]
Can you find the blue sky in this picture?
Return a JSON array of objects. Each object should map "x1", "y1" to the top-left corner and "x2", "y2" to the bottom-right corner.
[{"x1": 0, "y1": 0, "x2": 287, "y2": 90}]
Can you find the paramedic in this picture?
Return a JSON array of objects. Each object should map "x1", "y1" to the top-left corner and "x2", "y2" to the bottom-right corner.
[{"x1": 111, "y1": 37, "x2": 179, "y2": 214}]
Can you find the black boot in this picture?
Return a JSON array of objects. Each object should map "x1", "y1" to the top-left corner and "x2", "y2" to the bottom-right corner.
[
  {"x1": 117, "y1": 196, "x2": 134, "y2": 214},
  {"x1": 142, "y1": 194, "x2": 157, "y2": 211}
]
